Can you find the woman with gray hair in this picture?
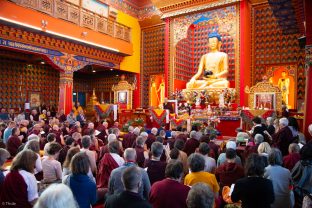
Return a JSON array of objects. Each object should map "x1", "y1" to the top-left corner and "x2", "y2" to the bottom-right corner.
[
  {"x1": 264, "y1": 148, "x2": 292, "y2": 208},
  {"x1": 24, "y1": 140, "x2": 43, "y2": 175},
  {"x1": 186, "y1": 183, "x2": 215, "y2": 208},
  {"x1": 34, "y1": 183, "x2": 78, "y2": 208}
]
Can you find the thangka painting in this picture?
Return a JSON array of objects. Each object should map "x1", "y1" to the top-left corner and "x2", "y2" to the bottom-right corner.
[{"x1": 172, "y1": 5, "x2": 238, "y2": 86}]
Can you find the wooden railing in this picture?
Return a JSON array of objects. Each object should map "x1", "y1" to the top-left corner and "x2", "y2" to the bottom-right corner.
[{"x1": 9, "y1": 0, "x2": 131, "y2": 42}]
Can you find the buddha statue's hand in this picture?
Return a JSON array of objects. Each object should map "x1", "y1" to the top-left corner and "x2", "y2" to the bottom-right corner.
[{"x1": 189, "y1": 78, "x2": 196, "y2": 83}]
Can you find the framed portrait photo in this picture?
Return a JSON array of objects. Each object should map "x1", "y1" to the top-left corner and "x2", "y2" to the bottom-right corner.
[
  {"x1": 254, "y1": 93, "x2": 275, "y2": 110},
  {"x1": 29, "y1": 92, "x2": 41, "y2": 108},
  {"x1": 117, "y1": 91, "x2": 128, "y2": 104}
]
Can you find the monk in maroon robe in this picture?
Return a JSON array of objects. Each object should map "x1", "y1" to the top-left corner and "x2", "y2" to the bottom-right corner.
[{"x1": 96, "y1": 153, "x2": 119, "y2": 188}]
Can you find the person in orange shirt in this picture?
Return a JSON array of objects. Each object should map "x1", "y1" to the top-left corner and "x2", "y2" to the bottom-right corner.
[{"x1": 184, "y1": 153, "x2": 220, "y2": 198}]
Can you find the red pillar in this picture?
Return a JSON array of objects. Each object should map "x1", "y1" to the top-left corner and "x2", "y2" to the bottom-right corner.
[
  {"x1": 133, "y1": 73, "x2": 140, "y2": 108},
  {"x1": 59, "y1": 72, "x2": 73, "y2": 115},
  {"x1": 164, "y1": 18, "x2": 170, "y2": 97},
  {"x1": 304, "y1": 0, "x2": 312, "y2": 141},
  {"x1": 239, "y1": 0, "x2": 251, "y2": 107}
]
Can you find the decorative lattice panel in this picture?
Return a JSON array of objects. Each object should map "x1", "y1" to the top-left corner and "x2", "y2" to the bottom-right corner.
[
  {"x1": 252, "y1": 4, "x2": 306, "y2": 99},
  {"x1": 141, "y1": 25, "x2": 165, "y2": 108},
  {"x1": 0, "y1": 56, "x2": 59, "y2": 109},
  {"x1": 175, "y1": 23, "x2": 235, "y2": 82}
]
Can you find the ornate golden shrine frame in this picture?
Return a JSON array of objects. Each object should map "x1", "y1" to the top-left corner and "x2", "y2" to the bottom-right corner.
[
  {"x1": 168, "y1": 3, "x2": 241, "y2": 103},
  {"x1": 245, "y1": 81, "x2": 282, "y2": 111},
  {"x1": 112, "y1": 80, "x2": 135, "y2": 109}
]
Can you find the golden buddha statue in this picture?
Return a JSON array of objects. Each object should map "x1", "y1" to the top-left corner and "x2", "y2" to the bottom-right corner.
[{"x1": 186, "y1": 32, "x2": 229, "y2": 89}]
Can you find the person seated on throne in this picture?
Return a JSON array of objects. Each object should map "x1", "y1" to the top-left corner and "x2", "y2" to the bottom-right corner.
[{"x1": 186, "y1": 31, "x2": 229, "y2": 89}]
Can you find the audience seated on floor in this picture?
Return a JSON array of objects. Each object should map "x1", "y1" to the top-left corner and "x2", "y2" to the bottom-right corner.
[
  {"x1": 0, "y1": 108, "x2": 311, "y2": 208},
  {"x1": 108, "y1": 148, "x2": 151, "y2": 200},
  {"x1": 149, "y1": 160, "x2": 190, "y2": 208},
  {"x1": 105, "y1": 166, "x2": 152, "y2": 208}
]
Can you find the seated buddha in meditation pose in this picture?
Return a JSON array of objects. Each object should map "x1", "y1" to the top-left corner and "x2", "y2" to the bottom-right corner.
[{"x1": 186, "y1": 32, "x2": 229, "y2": 89}]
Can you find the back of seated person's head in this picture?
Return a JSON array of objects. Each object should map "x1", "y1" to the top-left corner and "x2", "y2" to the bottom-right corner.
[
  {"x1": 151, "y1": 127, "x2": 158, "y2": 135},
  {"x1": 236, "y1": 132, "x2": 249, "y2": 142},
  {"x1": 112, "y1": 128, "x2": 120, "y2": 136},
  {"x1": 108, "y1": 140, "x2": 120, "y2": 154},
  {"x1": 257, "y1": 142, "x2": 271, "y2": 154},
  {"x1": 288, "y1": 143, "x2": 300, "y2": 154},
  {"x1": 169, "y1": 148, "x2": 180, "y2": 160},
  {"x1": 47, "y1": 133, "x2": 56, "y2": 142},
  {"x1": 200, "y1": 135, "x2": 210, "y2": 143},
  {"x1": 209, "y1": 134, "x2": 217, "y2": 140},
  {"x1": 190, "y1": 131, "x2": 197, "y2": 139},
  {"x1": 123, "y1": 148, "x2": 136, "y2": 162},
  {"x1": 133, "y1": 127, "x2": 140, "y2": 136},
  {"x1": 156, "y1": 136, "x2": 164, "y2": 144},
  {"x1": 188, "y1": 153, "x2": 205, "y2": 173},
  {"x1": 27, "y1": 134, "x2": 40, "y2": 142},
  {"x1": 151, "y1": 142, "x2": 163, "y2": 158},
  {"x1": 299, "y1": 142, "x2": 312, "y2": 161},
  {"x1": 252, "y1": 116, "x2": 262, "y2": 125},
  {"x1": 165, "y1": 160, "x2": 183, "y2": 180},
  {"x1": 8, "y1": 121, "x2": 16, "y2": 128},
  {"x1": 107, "y1": 134, "x2": 117, "y2": 143},
  {"x1": 0, "y1": 148, "x2": 10, "y2": 167},
  {"x1": 65, "y1": 136, "x2": 75, "y2": 146},
  {"x1": 122, "y1": 166, "x2": 142, "y2": 192},
  {"x1": 198, "y1": 143, "x2": 210, "y2": 156},
  {"x1": 171, "y1": 131, "x2": 177, "y2": 138},
  {"x1": 186, "y1": 183, "x2": 214, "y2": 208},
  {"x1": 159, "y1": 130, "x2": 166, "y2": 138},
  {"x1": 135, "y1": 136, "x2": 145, "y2": 147},
  {"x1": 70, "y1": 152, "x2": 90, "y2": 175},
  {"x1": 226, "y1": 148, "x2": 236, "y2": 160},
  {"x1": 226, "y1": 141, "x2": 237, "y2": 150},
  {"x1": 245, "y1": 153, "x2": 265, "y2": 177},
  {"x1": 11, "y1": 149, "x2": 37, "y2": 173},
  {"x1": 279, "y1": 117, "x2": 289, "y2": 127},
  {"x1": 11, "y1": 127, "x2": 19, "y2": 136},
  {"x1": 140, "y1": 131, "x2": 148, "y2": 138},
  {"x1": 24, "y1": 140, "x2": 40, "y2": 154},
  {"x1": 72, "y1": 132, "x2": 82, "y2": 141},
  {"x1": 34, "y1": 183, "x2": 78, "y2": 208},
  {"x1": 128, "y1": 126, "x2": 134, "y2": 133},
  {"x1": 254, "y1": 134, "x2": 264, "y2": 145},
  {"x1": 268, "y1": 148, "x2": 283, "y2": 166},
  {"x1": 81, "y1": 135, "x2": 91, "y2": 149},
  {"x1": 174, "y1": 139, "x2": 185, "y2": 151},
  {"x1": 47, "y1": 142, "x2": 62, "y2": 156},
  {"x1": 63, "y1": 147, "x2": 80, "y2": 169}
]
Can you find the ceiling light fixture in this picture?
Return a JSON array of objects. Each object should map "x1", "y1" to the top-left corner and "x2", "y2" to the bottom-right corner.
[
  {"x1": 92, "y1": 70, "x2": 96, "y2": 73},
  {"x1": 40, "y1": 61, "x2": 45, "y2": 64}
]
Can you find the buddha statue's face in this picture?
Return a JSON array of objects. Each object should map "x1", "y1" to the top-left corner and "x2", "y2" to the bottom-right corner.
[
  {"x1": 282, "y1": 72, "x2": 286, "y2": 77},
  {"x1": 208, "y1": 37, "x2": 220, "y2": 50}
]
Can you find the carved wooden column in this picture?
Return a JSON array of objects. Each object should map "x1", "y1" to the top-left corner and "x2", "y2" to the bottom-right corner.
[
  {"x1": 59, "y1": 72, "x2": 74, "y2": 115},
  {"x1": 304, "y1": 0, "x2": 312, "y2": 141}
]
